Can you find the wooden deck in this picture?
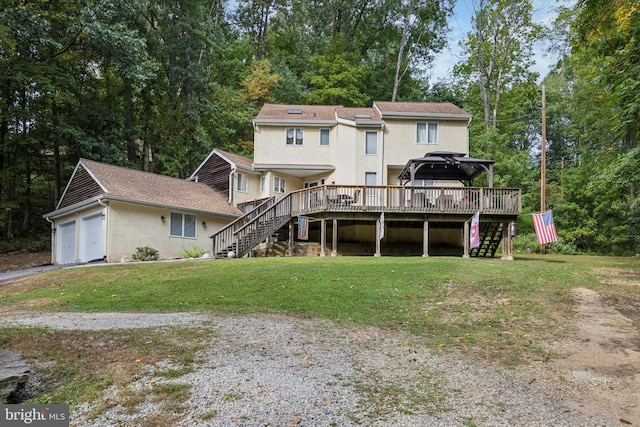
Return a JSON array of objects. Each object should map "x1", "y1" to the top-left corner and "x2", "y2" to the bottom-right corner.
[
  {"x1": 218, "y1": 185, "x2": 521, "y2": 259},
  {"x1": 290, "y1": 185, "x2": 521, "y2": 217}
]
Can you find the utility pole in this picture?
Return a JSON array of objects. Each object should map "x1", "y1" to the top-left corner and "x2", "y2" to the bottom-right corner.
[{"x1": 541, "y1": 85, "x2": 547, "y2": 254}]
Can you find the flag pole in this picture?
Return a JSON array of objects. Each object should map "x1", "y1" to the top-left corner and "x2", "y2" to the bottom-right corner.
[{"x1": 541, "y1": 85, "x2": 547, "y2": 254}]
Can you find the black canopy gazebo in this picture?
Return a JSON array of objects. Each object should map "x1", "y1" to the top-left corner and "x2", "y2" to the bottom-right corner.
[{"x1": 398, "y1": 151, "x2": 495, "y2": 187}]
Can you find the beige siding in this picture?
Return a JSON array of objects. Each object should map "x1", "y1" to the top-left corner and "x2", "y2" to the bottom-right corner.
[
  {"x1": 382, "y1": 119, "x2": 469, "y2": 168},
  {"x1": 105, "y1": 201, "x2": 232, "y2": 262},
  {"x1": 254, "y1": 125, "x2": 336, "y2": 166},
  {"x1": 253, "y1": 119, "x2": 468, "y2": 188}
]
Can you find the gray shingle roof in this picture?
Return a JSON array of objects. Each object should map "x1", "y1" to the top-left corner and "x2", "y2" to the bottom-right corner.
[
  {"x1": 79, "y1": 159, "x2": 241, "y2": 217},
  {"x1": 373, "y1": 101, "x2": 470, "y2": 117}
]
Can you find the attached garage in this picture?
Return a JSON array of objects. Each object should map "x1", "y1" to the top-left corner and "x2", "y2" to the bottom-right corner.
[{"x1": 44, "y1": 158, "x2": 242, "y2": 264}]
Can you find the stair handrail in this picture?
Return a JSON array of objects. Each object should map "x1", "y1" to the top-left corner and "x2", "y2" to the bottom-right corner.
[
  {"x1": 211, "y1": 196, "x2": 276, "y2": 257},
  {"x1": 231, "y1": 194, "x2": 293, "y2": 258}
]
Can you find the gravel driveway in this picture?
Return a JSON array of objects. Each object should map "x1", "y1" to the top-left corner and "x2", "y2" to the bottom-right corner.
[{"x1": 2, "y1": 309, "x2": 636, "y2": 426}]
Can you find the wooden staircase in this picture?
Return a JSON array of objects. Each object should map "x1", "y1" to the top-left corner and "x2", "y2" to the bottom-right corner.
[
  {"x1": 211, "y1": 195, "x2": 293, "y2": 259},
  {"x1": 470, "y1": 222, "x2": 503, "y2": 258}
]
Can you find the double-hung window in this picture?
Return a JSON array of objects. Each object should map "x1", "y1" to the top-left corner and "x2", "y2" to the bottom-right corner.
[
  {"x1": 274, "y1": 176, "x2": 286, "y2": 194},
  {"x1": 236, "y1": 173, "x2": 248, "y2": 192},
  {"x1": 170, "y1": 213, "x2": 196, "y2": 238},
  {"x1": 417, "y1": 122, "x2": 438, "y2": 144},
  {"x1": 320, "y1": 128, "x2": 330, "y2": 146},
  {"x1": 365, "y1": 131, "x2": 378, "y2": 154},
  {"x1": 286, "y1": 128, "x2": 304, "y2": 145}
]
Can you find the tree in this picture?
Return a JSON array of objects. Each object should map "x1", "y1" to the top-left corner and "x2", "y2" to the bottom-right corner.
[{"x1": 455, "y1": 0, "x2": 541, "y2": 130}]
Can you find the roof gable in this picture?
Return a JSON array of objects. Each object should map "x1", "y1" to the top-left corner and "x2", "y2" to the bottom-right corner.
[
  {"x1": 57, "y1": 163, "x2": 106, "y2": 210},
  {"x1": 53, "y1": 159, "x2": 242, "y2": 217},
  {"x1": 189, "y1": 148, "x2": 254, "y2": 182}
]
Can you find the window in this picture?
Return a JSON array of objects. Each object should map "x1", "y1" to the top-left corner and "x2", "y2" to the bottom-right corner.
[
  {"x1": 365, "y1": 172, "x2": 377, "y2": 197},
  {"x1": 274, "y1": 176, "x2": 286, "y2": 194},
  {"x1": 365, "y1": 131, "x2": 378, "y2": 154},
  {"x1": 236, "y1": 173, "x2": 247, "y2": 192},
  {"x1": 417, "y1": 122, "x2": 438, "y2": 144},
  {"x1": 365, "y1": 172, "x2": 377, "y2": 186},
  {"x1": 170, "y1": 213, "x2": 196, "y2": 238},
  {"x1": 260, "y1": 176, "x2": 266, "y2": 193},
  {"x1": 320, "y1": 129, "x2": 330, "y2": 146},
  {"x1": 286, "y1": 128, "x2": 304, "y2": 145},
  {"x1": 304, "y1": 178, "x2": 325, "y2": 188}
]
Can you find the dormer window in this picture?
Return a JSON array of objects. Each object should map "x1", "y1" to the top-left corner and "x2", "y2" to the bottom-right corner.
[{"x1": 286, "y1": 128, "x2": 304, "y2": 145}]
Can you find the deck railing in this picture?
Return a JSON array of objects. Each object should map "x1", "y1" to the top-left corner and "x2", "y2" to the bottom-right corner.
[
  {"x1": 212, "y1": 185, "x2": 521, "y2": 258},
  {"x1": 290, "y1": 185, "x2": 521, "y2": 215}
]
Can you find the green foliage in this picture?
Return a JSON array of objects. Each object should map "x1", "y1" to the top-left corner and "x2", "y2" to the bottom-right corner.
[
  {"x1": 181, "y1": 246, "x2": 209, "y2": 259},
  {"x1": 132, "y1": 246, "x2": 159, "y2": 262}
]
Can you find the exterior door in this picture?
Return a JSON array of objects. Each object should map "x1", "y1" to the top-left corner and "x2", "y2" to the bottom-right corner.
[
  {"x1": 79, "y1": 213, "x2": 103, "y2": 262},
  {"x1": 57, "y1": 220, "x2": 76, "y2": 265}
]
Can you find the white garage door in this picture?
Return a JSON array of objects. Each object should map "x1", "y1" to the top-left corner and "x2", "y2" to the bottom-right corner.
[
  {"x1": 57, "y1": 220, "x2": 76, "y2": 265},
  {"x1": 79, "y1": 213, "x2": 103, "y2": 262}
]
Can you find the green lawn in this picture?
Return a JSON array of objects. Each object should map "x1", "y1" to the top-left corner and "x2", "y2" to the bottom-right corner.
[{"x1": 3, "y1": 254, "x2": 638, "y2": 363}]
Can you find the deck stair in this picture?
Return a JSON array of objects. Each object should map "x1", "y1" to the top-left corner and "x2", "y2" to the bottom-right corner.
[
  {"x1": 470, "y1": 222, "x2": 503, "y2": 258},
  {"x1": 212, "y1": 195, "x2": 293, "y2": 258}
]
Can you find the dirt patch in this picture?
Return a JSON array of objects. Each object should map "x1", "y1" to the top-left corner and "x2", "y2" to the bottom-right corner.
[
  {"x1": 0, "y1": 252, "x2": 51, "y2": 272},
  {"x1": 551, "y1": 287, "x2": 640, "y2": 424}
]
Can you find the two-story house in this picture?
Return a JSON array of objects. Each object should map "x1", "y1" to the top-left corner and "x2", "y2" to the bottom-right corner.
[
  {"x1": 44, "y1": 101, "x2": 519, "y2": 265},
  {"x1": 207, "y1": 102, "x2": 520, "y2": 259}
]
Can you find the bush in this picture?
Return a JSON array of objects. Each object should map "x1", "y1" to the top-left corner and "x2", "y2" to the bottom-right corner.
[
  {"x1": 132, "y1": 246, "x2": 159, "y2": 261},
  {"x1": 181, "y1": 246, "x2": 208, "y2": 259},
  {"x1": 513, "y1": 233, "x2": 578, "y2": 255}
]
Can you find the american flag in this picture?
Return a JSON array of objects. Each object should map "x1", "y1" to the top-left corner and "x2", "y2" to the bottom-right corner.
[
  {"x1": 532, "y1": 210, "x2": 558, "y2": 245},
  {"x1": 470, "y1": 211, "x2": 480, "y2": 249}
]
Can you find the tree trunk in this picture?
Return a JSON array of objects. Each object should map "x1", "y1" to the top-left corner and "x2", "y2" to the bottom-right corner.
[
  {"x1": 392, "y1": 0, "x2": 412, "y2": 102},
  {"x1": 124, "y1": 78, "x2": 137, "y2": 164}
]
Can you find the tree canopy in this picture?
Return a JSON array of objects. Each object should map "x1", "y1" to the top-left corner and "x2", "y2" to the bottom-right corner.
[{"x1": 0, "y1": 0, "x2": 637, "y2": 255}]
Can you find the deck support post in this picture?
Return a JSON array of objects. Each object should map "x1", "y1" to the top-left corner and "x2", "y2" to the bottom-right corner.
[
  {"x1": 331, "y1": 219, "x2": 338, "y2": 256},
  {"x1": 375, "y1": 218, "x2": 382, "y2": 257},
  {"x1": 422, "y1": 221, "x2": 429, "y2": 257},
  {"x1": 463, "y1": 220, "x2": 470, "y2": 258},
  {"x1": 288, "y1": 219, "x2": 294, "y2": 256},
  {"x1": 501, "y1": 221, "x2": 514, "y2": 260},
  {"x1": 320, "y1": 219, "x2": 327, "y2": 257}
]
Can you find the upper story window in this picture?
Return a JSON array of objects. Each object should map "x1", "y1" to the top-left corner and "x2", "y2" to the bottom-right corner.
[
  {"x1": 236, "y1": 173, "x2": 248, "y2": 192},
  {"x1": 286, "y1": 128, "x2": 304, "y2": 145},
  {"x1": 365, "y1": 131, "x2": 378, "y2": 154},
  {"x1": 417, "y1": 122, "x2": 438, "y2": 144},
  {"x1": 274, "y1": 176, "x2": 286, "y2": 194},
  {"x1": 320, "y1": 128, "x2": 330, "y2": 146},
  {"x1": 170, "y1": 212, "x2": 196, "y2": 238}
]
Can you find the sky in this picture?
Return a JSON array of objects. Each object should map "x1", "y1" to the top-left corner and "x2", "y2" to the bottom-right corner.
[{"x1": 428, "y1": 0, "x2": 574, "y2": 83}]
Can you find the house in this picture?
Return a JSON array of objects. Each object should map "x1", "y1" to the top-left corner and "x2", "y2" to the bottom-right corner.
[
  {"x1": 205, "y1": 102, "x2": 521, "y2": 259},
  {"x1": 43, "y1": 159, "x2": 242, "y2": 265}
]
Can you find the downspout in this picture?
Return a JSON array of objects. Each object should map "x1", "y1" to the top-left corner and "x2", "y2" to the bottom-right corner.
[
  {"x1": 45, "y1": 216, "x2": 55, "y2": 265},
  {"x1": 380, "y1": 123, "x2": 385, "y2": 185},
  {"x1": 98, "y1": 198, "x2": 108, "y2": 261},
  {"x1": 229, "y1": 166, "x2": 237, "y2": 205}
]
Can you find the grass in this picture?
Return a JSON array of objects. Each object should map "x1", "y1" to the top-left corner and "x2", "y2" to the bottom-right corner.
[
  {"x1": 0, "y1": 254, "x2": 638, "y2": 420},
  {"x1": 2, "y1": 255, "x2": 638, "y2": 358}
]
